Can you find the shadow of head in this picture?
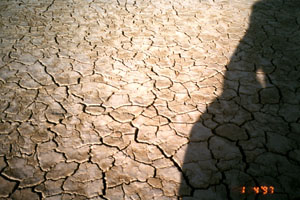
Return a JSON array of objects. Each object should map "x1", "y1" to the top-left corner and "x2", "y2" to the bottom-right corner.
[
  {"x1": 224, "y1": 0, "x2": 300, "y2": 107},
  {"x1": 228, "y1": 0, "x2": 300, "y2": 83}
]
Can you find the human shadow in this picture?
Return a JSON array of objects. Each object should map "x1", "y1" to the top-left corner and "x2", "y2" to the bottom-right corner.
[{"x1": 179, "y1": 0, "x2": 300, "y2": 199}]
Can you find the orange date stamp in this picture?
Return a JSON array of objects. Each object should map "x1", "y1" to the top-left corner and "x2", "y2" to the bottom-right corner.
[{"x1": 241, "y1": 186, "x2": 274, "y2": 195}]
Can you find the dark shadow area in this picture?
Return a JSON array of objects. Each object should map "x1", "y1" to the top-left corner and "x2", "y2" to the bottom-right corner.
[{"x1": 179, "y1": 0, "x2": 300, "y2": 199}]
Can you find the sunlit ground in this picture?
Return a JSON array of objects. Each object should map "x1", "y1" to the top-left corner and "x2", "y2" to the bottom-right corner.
[{"x1": 0, "y1": 0, "x2": 299, "y2": 199}]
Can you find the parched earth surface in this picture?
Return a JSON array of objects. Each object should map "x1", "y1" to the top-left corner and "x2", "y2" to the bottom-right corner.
[{"x1": 0, "y1": 0, "x2": 300, "y2": 199}]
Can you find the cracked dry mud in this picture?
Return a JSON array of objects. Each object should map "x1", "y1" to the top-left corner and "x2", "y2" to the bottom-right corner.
[{"x1": 0, "y1": 0, "x2": 300, "y2": 199}]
